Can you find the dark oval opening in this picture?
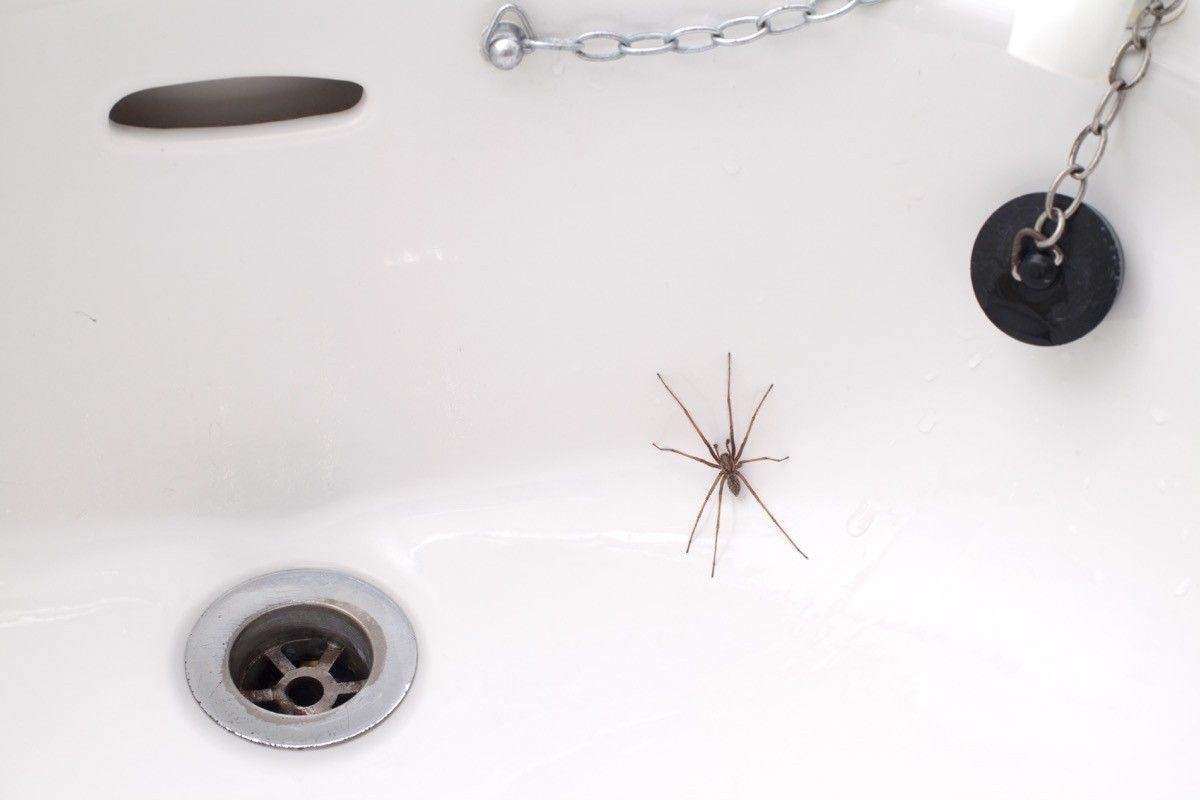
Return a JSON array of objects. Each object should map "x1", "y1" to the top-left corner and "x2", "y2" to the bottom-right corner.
[
  {"x1": 109, "y1": 76, "x2": 363, "y2": 130},
  {"x1": 284, "y1": 676, "x2": 325, "y2": 707}
]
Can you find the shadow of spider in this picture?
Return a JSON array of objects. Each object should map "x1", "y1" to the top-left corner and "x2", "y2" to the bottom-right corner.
[{"x1": 654, "y1": 353, "x2": 807, "y2": 577}]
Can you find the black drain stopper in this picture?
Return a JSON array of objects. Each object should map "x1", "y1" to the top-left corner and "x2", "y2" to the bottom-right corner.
[{"x1": 971, "y1": 193, "x2": 1123, "y2": 346}]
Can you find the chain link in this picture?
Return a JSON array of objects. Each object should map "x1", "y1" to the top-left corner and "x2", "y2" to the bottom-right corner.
[
  {"x1": 1022, "y1": 0, "x2": 1178, "y2": 258},
  {"x1": 483, "y1": 1, "x2": 887, "y2": 67}
]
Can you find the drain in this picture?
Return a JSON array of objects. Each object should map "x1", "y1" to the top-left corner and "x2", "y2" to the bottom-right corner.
[
  {"x1": 184, "y1": 569, "x2": 417, "y2": 748},
  {"x1": 230, "y1": 603, "x2": 374, "y2": 716}
]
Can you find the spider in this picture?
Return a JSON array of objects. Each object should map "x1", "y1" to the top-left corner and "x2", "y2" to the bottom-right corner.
[{"x1": 653, "y1": 353, "x2": 807, "y2": 577}]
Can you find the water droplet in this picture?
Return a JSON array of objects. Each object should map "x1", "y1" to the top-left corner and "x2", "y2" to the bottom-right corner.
[
  {"x1": 917, "y1": 413, "x2": 939, "y2": 434},
  {"x1": 401, "y1": 250, "x2": 420, "y2": 265},
  {"x1": 1174, "y1": 577, "x2": 1192, "y2": 597},
  {"x1": 1150, "y1": 406, "x2": 1169, "y2": 425},
  {"x1": 923, "y1": 372, "x2": 938, "y2": 383},
  {"x1": 967, "y1": 353, "x2": 983, "y2": 370},
  {"x1": 846, "y1": 501, "x2": 877, "y2": 538},
  {"x1": 551, "y1": 60, "x2": 565, "y2": 76},
  {"x1": 723, "y1": 163, "x2": 742, "y2": 176}
]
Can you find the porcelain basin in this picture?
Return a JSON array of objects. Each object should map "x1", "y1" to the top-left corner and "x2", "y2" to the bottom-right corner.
[{"x1": 1, "y1": 1, "x2": 1198, "y2": 797}]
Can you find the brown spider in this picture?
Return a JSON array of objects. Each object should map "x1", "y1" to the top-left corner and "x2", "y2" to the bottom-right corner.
[{"x1": 654, "y1": 353, "x2": 807, "y2": 577}]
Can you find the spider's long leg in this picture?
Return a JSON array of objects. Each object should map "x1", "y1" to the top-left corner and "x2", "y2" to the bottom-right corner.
[
  {"x1": 738, "y1": 473, "x2": 808, "y2": 559},
  {"x1": 711, "y1": 475, "x2": 727, "y2": 578},
  {"x1": 652, "y1": 444, "x2": 719, "y2": 469},
  {"x1": 734, "y1": 384, "x2": 774, "y2": 461},
  {"x1": 737, "y1": 456, "x2": 789, "y2": 467},
  {"x1": 657, "y1": 373, "x2": 720, "y2": 461},
  {"x1": 686, "y1": 473, "x2": 723, "y2": 554},
  {"x1": 726, "y1": 353, "x2": 736, "y2": 459}
]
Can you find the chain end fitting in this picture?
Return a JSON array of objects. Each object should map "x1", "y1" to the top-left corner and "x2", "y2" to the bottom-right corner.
[{"x1": 483, "y1": 5, "x2": 535, "y2": 69}]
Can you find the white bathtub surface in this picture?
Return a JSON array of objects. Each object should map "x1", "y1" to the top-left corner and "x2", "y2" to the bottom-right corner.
[{"x1": 1, "y1": 1, "x2": 1198, "y2": 797}]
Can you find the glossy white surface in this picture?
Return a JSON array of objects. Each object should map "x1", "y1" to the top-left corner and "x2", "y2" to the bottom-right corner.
[
  {"x1": 1009, "y1": 0, "x2": 1130, "y2": 79},
  {"x1": 1, "y1": 1, "x2": 1198, "y2": 797}
]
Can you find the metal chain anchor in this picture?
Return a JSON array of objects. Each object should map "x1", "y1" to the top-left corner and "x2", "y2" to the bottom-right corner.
[
  {"x1": 482, "y1": 0, "x2": 888, "y2": 70},
  {"x1": 1011, "y1": 0, "x2": 1184, "y2": 282}
]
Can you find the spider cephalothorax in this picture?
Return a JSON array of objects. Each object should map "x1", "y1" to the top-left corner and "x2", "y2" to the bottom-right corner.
[{"x1": 653, "y1": 353, "x2": 806, "y2": 577}]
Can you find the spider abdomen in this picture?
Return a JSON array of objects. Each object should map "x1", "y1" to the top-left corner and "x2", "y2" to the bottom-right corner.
[{"x1": 727, "y1": 474, "x2": 742, "y2": 496}]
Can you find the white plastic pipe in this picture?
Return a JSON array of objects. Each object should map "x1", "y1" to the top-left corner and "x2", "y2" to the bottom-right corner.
[{"x1": 1009, "y1": 0, "x2": 1137, "y2": 81}]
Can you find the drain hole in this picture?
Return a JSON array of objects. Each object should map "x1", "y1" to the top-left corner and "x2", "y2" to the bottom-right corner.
[
  {"x1": 109, "y1": 76, "x2": 363, "y2": 129},
  {"x1": 229, "y1": 605, "x2": 373, "y2": 716},
  {"x1": 185, "y1": 570, "x2": 418, "y2": 748},
  {"x1": 285, "y1": 676, "x2": 325, "y2": 707}
]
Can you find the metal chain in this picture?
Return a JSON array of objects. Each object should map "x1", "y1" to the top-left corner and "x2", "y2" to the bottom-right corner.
[
  {"x1": 482, "y1": 1, "x2": 888, "y2": 69},
  {"x1": 1015, "y1": 0, "x2": 1183, "y2": 279}
]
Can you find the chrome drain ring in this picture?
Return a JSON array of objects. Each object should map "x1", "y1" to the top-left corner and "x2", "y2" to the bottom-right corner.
[{"x1": 184, "y1": 569, "x2": 417, "y2": 748}]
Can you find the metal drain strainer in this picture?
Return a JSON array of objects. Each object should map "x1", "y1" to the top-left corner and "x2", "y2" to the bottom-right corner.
[{"x1": 184, "y1": 569, "x2": 417, "y2": 748}]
